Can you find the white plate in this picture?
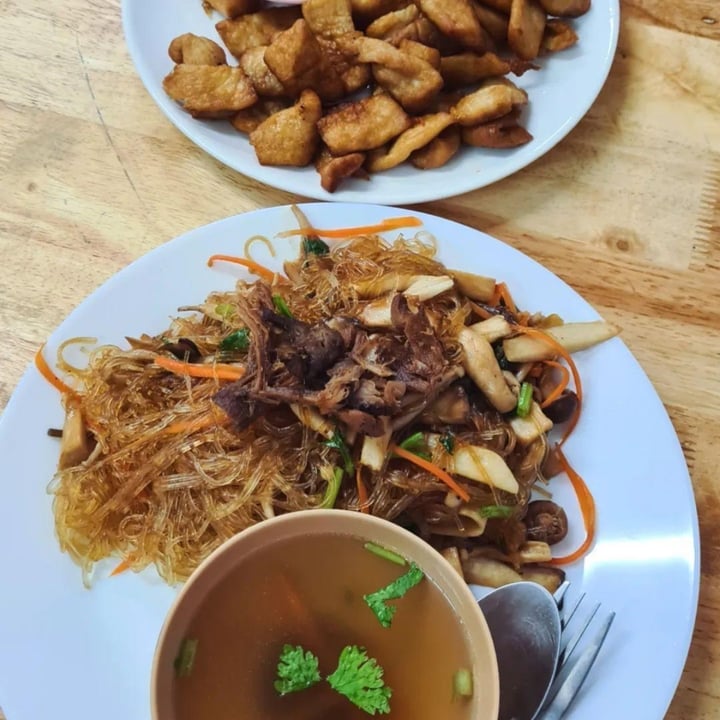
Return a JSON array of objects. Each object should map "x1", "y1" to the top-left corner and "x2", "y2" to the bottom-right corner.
[
  {"x1": 0, "y1": 204, "x2": 697, "y2": 720},
  {"x1": 121, "y1": 1, "x2": 619, "y2": 204}
]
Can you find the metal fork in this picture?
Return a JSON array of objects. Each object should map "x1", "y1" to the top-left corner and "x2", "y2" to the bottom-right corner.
[{"x1": 537, "y1": 581, "x2": 616, "y2": 720}]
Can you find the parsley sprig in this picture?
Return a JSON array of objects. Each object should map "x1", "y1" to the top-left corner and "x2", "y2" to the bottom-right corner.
[
  {"x1": 274, "y1": 644, "x2": 321, "y2": 695},
  {"x1": 327, "y1": 645, "x2": 392, "y2": 716},
  {"x1": 363, "y1": 563, "x2": 425, "y2": 628}
]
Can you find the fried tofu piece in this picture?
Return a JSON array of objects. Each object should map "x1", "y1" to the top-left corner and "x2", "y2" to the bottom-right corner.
[
  {"x1": 462, "y1": 109, "x2": 532, "y2": 147},
  {"x1": 366, "y1": 5, "x2": 448, "y2": 49},
  {"x1": 205, "y1": 0, "x2": 260, "y2": 17},
  {"x1": 539, "y1": 0, "x2": 590, "y2": 17},
  {"x1": 476, "y1": 0, "x2": 512, "y2": 12},
  {"x1": 415, "y1": 0, "x2": 486, "y2": 51},
  {"x1": 471, "y1": 2, "x2": 510, "y2": 43},
  {"x1": 367, "y1": 112, "x2": 455, "y2": 171},
  {"x1": 316, "y1": 148, "x2": 366, "y2": 192},
  {"x1": 398, "y1": 38, "x2": 441, "y2": 68},
  {"x1": 366, "y1": 4, "x2": 419, "y2": 38},
  {"x1": 346, "y1": 36, "x2": 443, "y2": 113},
  {"x1": 168, "y1": 33, "x2": 226, "y2": 65},
  {"x1": 350, "y1": 0, "x2": 410, "y2": 23},
  {"x1": 250, "y1": 90, "x2": 322, "y2": 165},
  {"x1": 163, "y1": 64, "x2": 258, "y2": 118},
  {"x1": 317, "y1": 94, "x2": 411, "y2": 154},
  {"x1": 541, "y1": 19, "x2": 578, "y2": 52},
  {"x1": 508, "y1": 0, "x2": 546, "y2": 60},
  {"x1": 410, "y1": 125, "x2": 461, "y2": 168},
  {"x1": 440, "y1": 51, "x2": 511, "y2": 87},
  {"x1": 451, "y1": 78, "x2": 527, "y2": 125},
  {"x1": 216, "y1": 7, "x2": 301, "y2": 58},
  {"x1": 315, "y1": 34, "x2": 371, "y2": 94},
  {"x1": 302, "y1": 0, "x2": 355, "y2": 39},
  {"x1": 239, "y1": 46, "x2": 286, "y2": 97},
  {"x1": 230, "y1": 99, "x2": 288, "y2": 133},
  {"x1": 264, "y1": 19, "x2": 345, "y2": 100}
]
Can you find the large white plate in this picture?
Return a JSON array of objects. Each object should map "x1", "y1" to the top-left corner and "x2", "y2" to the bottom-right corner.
[
  {"x1": 0, "y1": 204, "x2": 697, "y2": 720},
  {"x1": 121, "y1": 1, "x2": 619, "y2": 204}
]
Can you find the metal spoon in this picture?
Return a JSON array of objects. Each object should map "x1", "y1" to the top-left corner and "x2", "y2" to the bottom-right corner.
[{"x1": 478, "y1": 582, "x2": 562, "y2": 720}]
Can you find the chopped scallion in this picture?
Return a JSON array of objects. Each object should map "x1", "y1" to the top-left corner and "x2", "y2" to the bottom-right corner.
[
  {"x1": 479, "y1": 504, "x2": 514, "y2": 519},
  {"x1": 440, "y1": 432, "x2": 455, "y2": 454},
  {"x1": 319, "y1": 468, "x2": 343, "y2": 509},
  {"x1": 453, "y1": 668, "x2": 473, "y2": 698},
  {"x1": 302, "y1": 236, "x2": 330, "y2": 256},
  {"x1": 364, "y1": 542, "x2": 407, "y2": 566},
  {"x1": 516, "y1": 381, "x2": 533, "y2": 417},
  {"x1": 174, "y1": 638, "x2": 198, "y2": 678},
  {"x1": 219, "y1": 328, "x2": 250, "y2": 352},
  {"x1": 215, "y1": 303, "x2": 234, "y2": 320},
  {"x1": 272, "y1": 294, "x2": 292, "y2": 318},
  {"x1": 396, "y1": 432, "x2": 430, "y2": 460}
]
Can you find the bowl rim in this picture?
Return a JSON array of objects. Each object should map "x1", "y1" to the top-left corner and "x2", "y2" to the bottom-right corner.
[{"x1": 150, "y1": 508, "x2": 500, "y2": 720}]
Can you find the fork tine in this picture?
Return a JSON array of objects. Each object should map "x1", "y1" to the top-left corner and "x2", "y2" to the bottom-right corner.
[
  {"x1": 560, "y1": 592, "x2": 585, "y2": 630},
  {"x1": 559, "y1": 601, "x2": 600, "y2": 668},
  {"x1": 539, "y1": 611, "x2": 616, "y2": 720},
  {"x1": 553, "y1": 580, "x2": 571, "y2": 608}
]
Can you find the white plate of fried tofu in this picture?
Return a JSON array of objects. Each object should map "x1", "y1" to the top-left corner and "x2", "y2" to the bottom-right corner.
[{"x1": 122, "y1": 0, "x2": 619, "y2": 204}]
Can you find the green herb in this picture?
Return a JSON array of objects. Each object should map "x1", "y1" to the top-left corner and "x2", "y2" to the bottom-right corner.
[
  {"x1": 440, "y1": 432, "x2": 455, "y2": 454},
  {"x1": 324, "y1": 429, "x2": 354, "y2": 475},
  {"x1": 274, "y1": 644, "x2": 321, "y2": 695},
  {"x1": 494, "y1": 344, "x2": 510, "y2": 371},
  {"x1": 453, "y1": 668, "x2": 473, "y2": 698},
  {"x1": 516, "y1": 381, "x2": 533, "y2": 417},
  {"x1": 219, "y1": 328, "x2": 250, "y2": 352},
  {"x1": 327, "y1": 645, "x2": 392, "y2": 716},
  {"x1": 173, "y1": 638, "x2": 198, "y2": 678},
  {"x1": 319, "y1": 468, "x2": 343, "y2": 509},
  {"x1": 215, "y1": 303, "x2": 234, "y2": 320},
  {"x1": 272, "y1": 294, "x2": 292, "y2": 318},
  {"x1": 364, "y1": 542, "x2": 406, "y2": 566},
  {"x1": 303, "y1": 236, "x2": 330, "y2": 256},
  {"x1": 363, "y1": 562, "x2": 425, "y2": 628},
  {"x1": 479, "y1": 504, "x2": 515, "y2": 519},
  {"x1": 396, "y1": 432, "x2": 430, "y2": 460}
]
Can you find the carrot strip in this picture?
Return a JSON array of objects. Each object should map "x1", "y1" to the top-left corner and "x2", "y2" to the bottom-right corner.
[
  {"x1": 496, "y1": 281, "x2": 518, "y2": 315},
  {"x1": 276, "y1": 216, "x2": 422, "y2": 239},
  {"x1": 549, "y1": 447, "x2": 596, "y2": 565},
  {"x1": 35, "y1": 345, "x2": 76, "y2": 396},
  {"x1": 110, "y1": 558, "x2": 132, "y2": 577},
  {"x1": 512, "y1": 325, "x2": 583, "y2": 445},
  {"x1": 391, "y1": 444, "x2": 470, "y2": 502},
  {"x1": 206, "y1": 254, "x2": 280, "y2": 284},
  {"x1": 540, "y1": 360, "x2": 571, "y2": 408},
  {"x1": 154, "y1": 355, "x2": 245, "y2": 382},
  {"x1": 469, "y1": 301, "x2": 493, "y2": 320},
  {"x1": 356, "y1": 465, "x2": 370, "y2": 514}
]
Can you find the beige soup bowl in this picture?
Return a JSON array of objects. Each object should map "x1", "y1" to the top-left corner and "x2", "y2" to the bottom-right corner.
[{"x1": 151, "y1": 509, "x2": 500, "y2": 720}]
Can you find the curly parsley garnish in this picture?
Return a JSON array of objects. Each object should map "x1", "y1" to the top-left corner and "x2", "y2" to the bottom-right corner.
[
  {"x1": 327, "y1": 645, "x2": 392, "y2": 716},
  {"x1": 363, "y1": 562, "x2": 425, "y2": 628},
  {"x1": 273, "y1": 644, "x2": 321, "y2": 695}
]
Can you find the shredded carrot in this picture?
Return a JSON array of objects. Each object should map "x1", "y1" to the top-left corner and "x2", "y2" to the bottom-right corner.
[
  {"x1": 206, "y1": 254, "x2": 281, "y2": 284},
  {"x1": 497, "y1": 282, "x2": 518, "y2": 314},
  {"x1": 391, "y1": 444, "x2": 470, "y2": 502},
  {"x1": 540, "y1": 360, "x2": 571, "y2": 408},
  {"x1": 356, "y1": 465, "x2": 370, "y2": 514},
  {"x1": 512, "y1": 325, "x2": 583, "y2": 445},
  {"x1": 110, "y1": 557, "x2": 132, "y2": 577},
  {"x1": 549, "y1": 446, "x2": 596, "y2": 565},
  {"x1": 469, "y1": 301, "x2": 493, "y2": 320},
  {"x1": 276, "y1": 216, "x2": 423, "y2": 239},
  {"x1": 154, "y1": 355, "x2": 245, "y2": 382},
  {"x1": 34, "y1": 345, "x2": 76, "y2": 396}
]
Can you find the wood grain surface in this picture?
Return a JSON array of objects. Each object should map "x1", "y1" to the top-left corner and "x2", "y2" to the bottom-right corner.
[{"x1": 0, "y1": 0, "x2": 718, "y2": 717}]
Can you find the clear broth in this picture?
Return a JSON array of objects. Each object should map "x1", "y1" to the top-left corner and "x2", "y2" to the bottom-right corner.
[{"x1": 173, "y1": 533, "x2": 474, "y2": 720}]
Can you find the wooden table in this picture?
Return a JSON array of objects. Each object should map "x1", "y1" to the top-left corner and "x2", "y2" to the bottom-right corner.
[{"x1": 0, "y1": 0, "x2": 718, "y2": 717}]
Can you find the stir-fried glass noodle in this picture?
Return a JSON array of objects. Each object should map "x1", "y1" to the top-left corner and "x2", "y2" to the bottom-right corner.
[{"x1": 46, "y1": 220, "x2": 618, "y2": 587}]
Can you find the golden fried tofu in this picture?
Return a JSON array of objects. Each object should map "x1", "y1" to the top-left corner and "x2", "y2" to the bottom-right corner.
[
  {"x1": 230, "y1": 99, "x2": 288, "y2": 133},
  {"x1": 239, "y1": 46, "x2": 286, "y2": 97},
  {"x1": 168, "y1": 33, "x2": 226, "y2": 65},
  {"x1": 163, "y1": 64, "x2": 258, "y2": 118},
  {"x1": 250, "y1": 90, "x2": 322, "y2": 166},
  {"x1": 398, "y1": 38, "x2": 441, "y2": 68},
  {"x1": 350, "y1": 0, "x2": 410, "y2": 23},
  {"x1": 315, "y1": 34, "x2": 371, "y2": 94},
  {"x1": 367, "y1": 112, "x2": 455, "y2": 171},
  {"x1": 205, "y1": 0, "x2": 260, "y2": 17},
  {"x1": 415, "y1": 0, "x2": 486, "y2": 51},
  {"x1": 539, "y1": 0, "x2": 590, "y2": 17},
  {"x1": 471, "y1": 1, "x2": 510, "y2": 43},
  {"x1": 302, "y1": 0, "x2": 355, "y2": 39},
  {"x1": 462, "y1": 109, "x2": 532, "y2": 147},
  {"x1": 216, "y1": 7, "x2": 301, "y2": 59},
  {"x1": 264, "y1": 19, "x2": 345, "y2": 100},
  {"x1": 315, "y1": 148, "x2": 366, "y2": 192},
  {"x1": 508, "y1": 0, "x2": 546, "y2": 60},
  {"x1": 475, "y1": 0, "x2": 512, "y2": 11},
  {"x1": 410, "y1": 126, "x2": 461, "y2": 168},
  {"x1": 541, "y1": 19, "x2": 578, "y2": 52},
  {"x1": 451, "y1": 77, "x2": 527, "y2": 125},
  {"x1": 440, "y1": 51, "x2": 510, "y2": 88},
  {"x1": 317, "y1": 94, "x2": 411, "y2": 154},
  {"x1": 366, "y1": 5, "x2": 419, "y2": 38},
  {"x1": 366, "y1": 5, "x2": 449, "y2": 49},
  {"x1": 347, "y1": 36, "x2": 443, "y2": 113}
]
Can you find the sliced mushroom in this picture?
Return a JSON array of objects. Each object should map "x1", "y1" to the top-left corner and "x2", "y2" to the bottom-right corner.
[
  {"x1": 520, "y1": 565, "x2": 566, "y2": 593},
  {"x1": 508, "y1": 401, "x2": 553, "y2": 445},
  {"x1": 58, "y1": 406, "x2": 92, "y2": 470},
  {"x1": 524, "y1": 500, "x2": 569, "y2": 544},
  {"x1": 462, "y1": 555, "x2": 522, "y2": 587},
  {"x1": 468, "y1": 315, "x2": 513, "y2": 343}
]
